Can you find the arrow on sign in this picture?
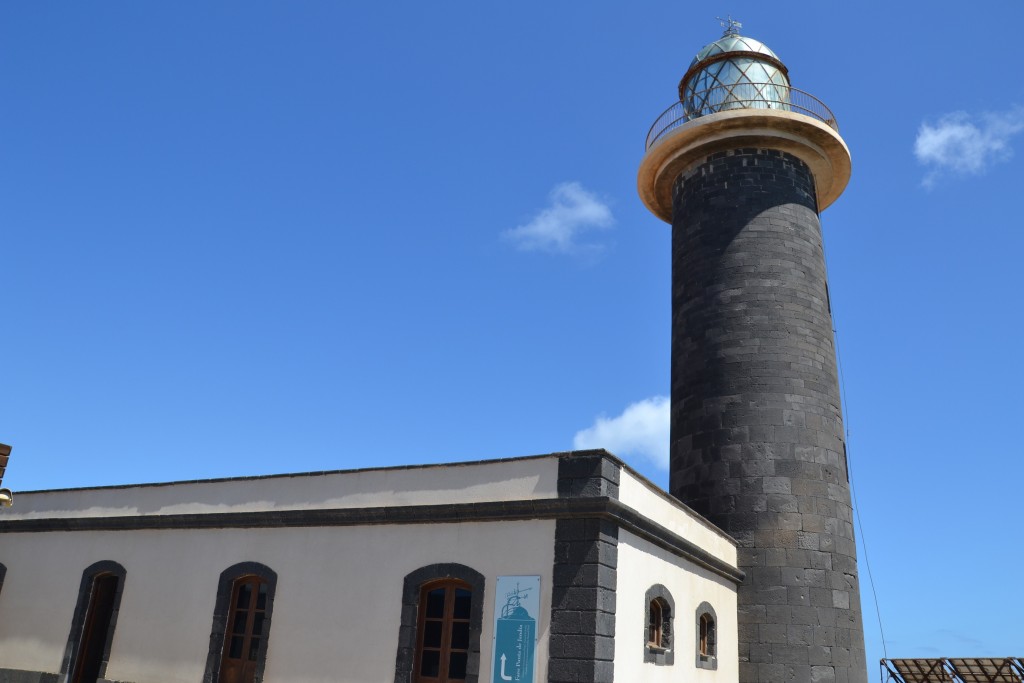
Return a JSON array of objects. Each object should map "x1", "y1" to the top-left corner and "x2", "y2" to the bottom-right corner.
[{"x1": 500, "y1": 654, "x2": 512, "y2": 681}]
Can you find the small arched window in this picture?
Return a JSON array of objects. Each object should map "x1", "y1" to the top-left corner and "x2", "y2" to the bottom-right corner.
[
  {"x1": 695, "y1": 601, "x2": 718, "y2": 670},
  {"x1": 203, "y1": 562, "x2": 278, "y2": 683},
  {"x1": 643, "y1": 585, "x2": 674, "y2": 665},
  {"x1": 395, "y1": 563, "x2": 485, "y2": 683},
  {"x1": 61, "y1": 561, "x2": 127, "y2": 683}
]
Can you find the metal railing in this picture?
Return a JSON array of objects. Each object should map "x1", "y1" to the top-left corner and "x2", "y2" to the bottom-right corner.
[{"x1": 645, "y1": 84, "x2": 839, "y2": 150}]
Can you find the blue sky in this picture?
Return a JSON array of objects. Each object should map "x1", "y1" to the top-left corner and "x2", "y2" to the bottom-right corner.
[{"x1": 2, "y1": 1, "x2": 1022, "y2": 672}]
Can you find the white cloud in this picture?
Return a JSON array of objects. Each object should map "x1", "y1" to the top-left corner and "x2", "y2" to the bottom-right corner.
[
  {"x1": 573, "y1": 396, "x2": 669, "y2": 470},
  {"x1": 504, "y1": 182, "x2": 613, "y2": 256},
  {"x1": 914, "y1": 107, "x2": 1024, "y2": 187}
]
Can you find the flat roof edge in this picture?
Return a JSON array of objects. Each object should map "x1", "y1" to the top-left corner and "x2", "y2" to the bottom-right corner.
[{"x1": 13, "y1": 449, "x2": 616, "y2": 495}]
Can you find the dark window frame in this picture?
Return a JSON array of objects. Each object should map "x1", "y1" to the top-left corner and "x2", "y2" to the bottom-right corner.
[
  {"x1": 203, "y1": 562, "x2": 278, "y2": 683},
  {"x1": 695, "y1": 601, "x2": 718, "y2": 670},
  {"x1": 643, "y1": 584, "x2": 674, "y2": 666},
  {"x1": 394, "y1": 563, "x2": 485, "y2": 683},
  {"x1": 60, "y1": 560, "x2": 127, "y2": 683}
]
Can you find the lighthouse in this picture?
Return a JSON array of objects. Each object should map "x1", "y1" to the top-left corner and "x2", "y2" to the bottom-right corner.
[{"x1": 638, "y1": 21, "x2": 868, "y2": 683}]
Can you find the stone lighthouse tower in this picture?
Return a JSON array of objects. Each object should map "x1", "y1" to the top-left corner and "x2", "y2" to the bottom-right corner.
[{"x1": 637, "y1": 22, "x2": 868, "y2": 683}]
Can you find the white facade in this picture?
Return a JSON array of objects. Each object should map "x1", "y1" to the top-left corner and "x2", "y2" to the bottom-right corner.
[
  {"x1": 615, "y1": 470, "x2": 739, "y2": 682},
  {"x1": 0, "y1": 451, "x2": 740, "y2": 683}
]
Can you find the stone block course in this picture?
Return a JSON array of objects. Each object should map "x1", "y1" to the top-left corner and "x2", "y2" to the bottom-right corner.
[
  {"x1": 557, "y1": 452, "x2": 620, "y2": 499},
  {"x1": 669, "y1": 149, "x2": 867, "y2": 683},
  {"x1": 549, "y1": 455, "x2": 620, "y2": 683}
]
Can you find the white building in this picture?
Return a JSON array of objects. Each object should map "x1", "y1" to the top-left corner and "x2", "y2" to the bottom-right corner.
[
  {"x1": 0, "y1": 23, "x2": 873, "y2": 683},
  {"x1": 0, "y1": 450, "x2": 741, "y2": 683}
]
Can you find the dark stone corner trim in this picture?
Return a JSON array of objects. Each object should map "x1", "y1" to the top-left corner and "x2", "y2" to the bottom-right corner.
[
  {"x1": 549, "y1": 514, "x2": 618, "y2": 683},
  {"x1": 394, "y1": 563, "x2": 485, "y2": 683},
  {"x1": 203, "y1": 561, "x2": 278, "y2": 683},
  {"x1": 557, "y1": 451, "x2": 620, "y2": 500},
  {"x1": 59, "y1": 561, "x2": 127, "y2": 682},
  {"x1": 643, "y1": 584, "x2": 675, "y2": 666}
]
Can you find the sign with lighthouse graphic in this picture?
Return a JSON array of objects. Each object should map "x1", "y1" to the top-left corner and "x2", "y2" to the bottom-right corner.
[{"x1": 490, "y1": 576, "x2": 539, "y2": 683}]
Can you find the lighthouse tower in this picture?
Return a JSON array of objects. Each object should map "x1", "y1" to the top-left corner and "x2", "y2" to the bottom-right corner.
[{"x1": 638, "y1": 22, "x2": 868, "y2": 683}]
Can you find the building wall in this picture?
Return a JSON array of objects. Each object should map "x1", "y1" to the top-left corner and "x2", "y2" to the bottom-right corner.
[
  {"x1": 0, "y1": 520, "x2": 555, "y2": 683},
  {"x1": 614, "y1": 529, "x2": 738, "y2": 683},
  {"x1": 618, "y1": 468, "x2": 737, "y2": 567},
  {"x1": 6, "y1": 456, "x2": 561, "y2": 520},
  {"x1": 0, "y1": 451, "x2": 741, "y2": 683}
]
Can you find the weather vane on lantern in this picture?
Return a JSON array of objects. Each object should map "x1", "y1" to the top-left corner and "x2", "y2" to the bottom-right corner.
[{"x1": 716, "y1": 15, "x2": 742, "y2": 36}]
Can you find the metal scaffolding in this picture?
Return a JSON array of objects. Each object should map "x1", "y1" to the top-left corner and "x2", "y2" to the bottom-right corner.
[{"x1": 882, "y1": 658, "x2": 1024, "y2": 683}]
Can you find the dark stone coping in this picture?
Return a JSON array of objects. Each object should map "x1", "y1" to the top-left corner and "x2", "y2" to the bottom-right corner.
[{"x1": 0, "y1": 498, "x2": 744, "y2": 585}]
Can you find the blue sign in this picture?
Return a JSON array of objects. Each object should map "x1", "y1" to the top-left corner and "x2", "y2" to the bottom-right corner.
[{"x1": 491, "y1": 576, "x2": 539, "y2": 683}]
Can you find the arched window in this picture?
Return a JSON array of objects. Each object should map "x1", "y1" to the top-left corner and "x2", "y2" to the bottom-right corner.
[
  {"x1": 643, "y1": 584, "x2": 674, "y2": 665},
  {"x1": 203, "y1": 562, "x2": 278, "y2": 683},
  {"x1": 395, "y1": 563, "x2": 485, "y2": 683},
  {"x1": 648, "y1": 600, "x2": 663, "y2": 647},
  {"x1": 695, "y1": 601, "x2": 718, "y2": 670},
  {"x1": 60, "y1": 561, "x2": 127, "y2": 683}
]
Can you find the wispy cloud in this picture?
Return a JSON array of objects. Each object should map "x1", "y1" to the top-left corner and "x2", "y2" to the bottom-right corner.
[
  {"x1": 573, "y1": 396, "x2": 669, "y2": 469},
  {"x1": 503, "y1": 182, "x2": 613, "y2": 256},
  {"x1": 914, "y1": 107, "x2": 1024, "y2": 187}
]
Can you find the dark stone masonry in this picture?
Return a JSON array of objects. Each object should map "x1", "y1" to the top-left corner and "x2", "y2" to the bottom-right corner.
[
  {"x1": 668, "y1": 149, "x2": 867, "y2": 683},
  {"x1": 548, "y1": 453, "x2": 619, "y2": 683}
]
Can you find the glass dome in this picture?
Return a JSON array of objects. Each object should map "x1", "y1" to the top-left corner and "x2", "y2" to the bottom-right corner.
[
  {"x1": 691, "y1": 34, "x2": 780, "y2": 63},
  {"x1": 679, "y1": 33, "x2": 791, "y2": 118}
]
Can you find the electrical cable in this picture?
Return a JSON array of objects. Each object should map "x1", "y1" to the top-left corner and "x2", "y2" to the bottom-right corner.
[
  {"x1": 834, "y1": 326, "x2": 889, "y2": 660},
  {"x1": 822, "y1": 231, "x2": 889, "y2": 661}
]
